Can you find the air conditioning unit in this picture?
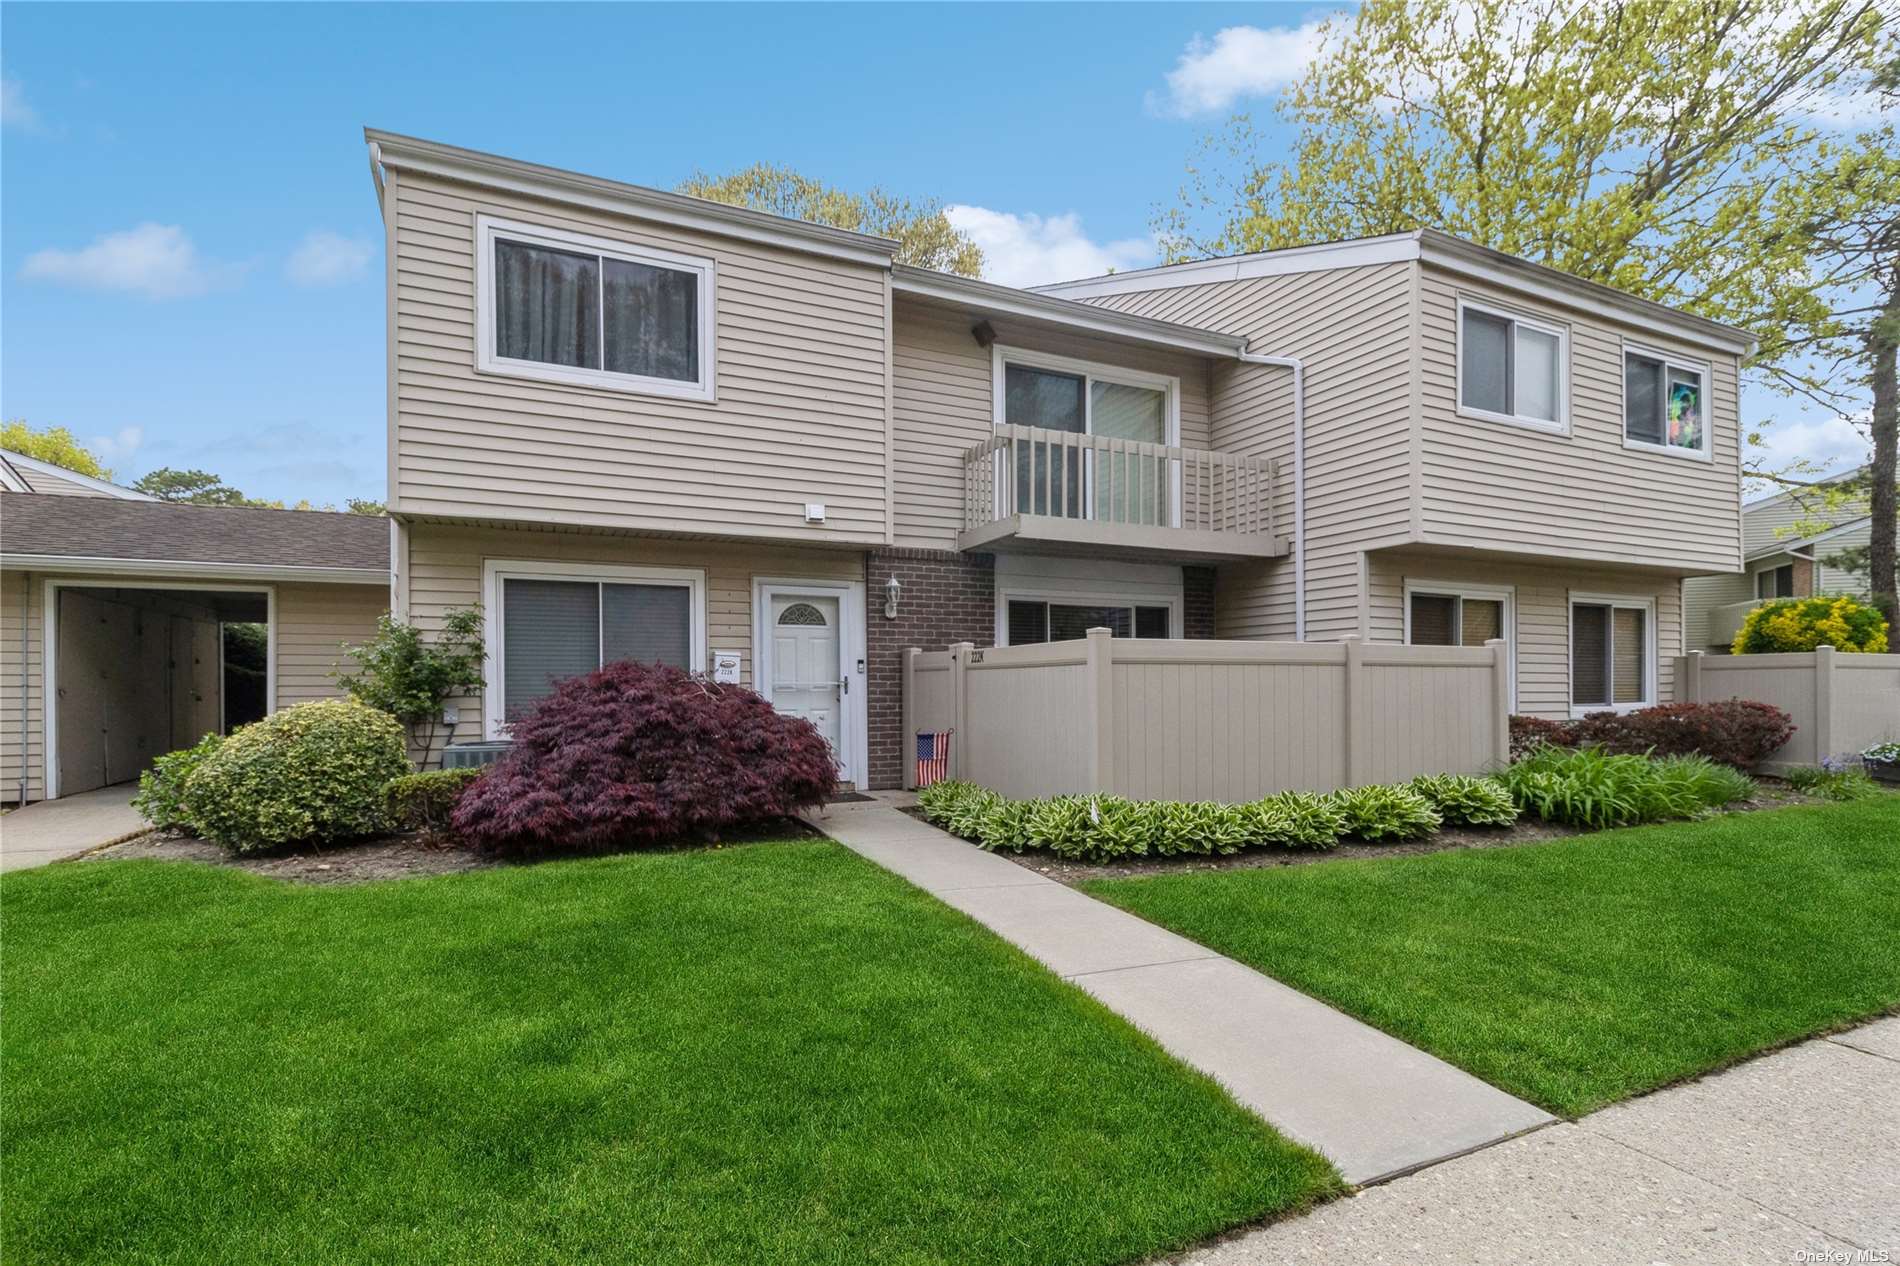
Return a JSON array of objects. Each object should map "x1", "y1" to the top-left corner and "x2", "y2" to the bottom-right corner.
[{"x1": 440, "y1": 741, "x2": 514, "y2": 770}]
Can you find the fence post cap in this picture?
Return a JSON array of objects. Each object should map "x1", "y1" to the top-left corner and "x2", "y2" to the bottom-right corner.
[{"x1": 1086, "y1": 626, "x2": 1113, "y2": 637}]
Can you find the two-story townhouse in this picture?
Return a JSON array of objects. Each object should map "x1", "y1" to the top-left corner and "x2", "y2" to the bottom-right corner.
[
  {"x1": 368, "y1": 132, "x2": 1752, "y2": 791},
  {"x1": 1683, "y1": 468, "x2": 1884, "y2": 651}
]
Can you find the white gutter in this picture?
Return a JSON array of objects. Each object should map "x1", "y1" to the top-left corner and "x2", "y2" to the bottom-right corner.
[
  {"x1": 2, "y1": 556, "x2": 390, "y2": 585},
  {"x1": 1237, "y1": 350, "x2": 1307, "y2": 640}
]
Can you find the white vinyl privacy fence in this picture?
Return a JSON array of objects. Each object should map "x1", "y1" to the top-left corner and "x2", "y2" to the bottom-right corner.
[
  {"x1": 1679, "y1": 647, "x2": 1900, "y2": 770},
  {"x1": 903, "y1": 629, "x2": 1512, "y2": 800}
]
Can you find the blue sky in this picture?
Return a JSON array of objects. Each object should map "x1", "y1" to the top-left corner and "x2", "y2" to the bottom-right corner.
[{"x1": 0, "y1": 2, "x2": 1869, "y2": 505}]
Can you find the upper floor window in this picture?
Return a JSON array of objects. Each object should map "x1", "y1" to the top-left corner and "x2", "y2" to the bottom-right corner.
[
  {"x1": 1756, "y1": 563, "x2": 1795, "y2": 600},
  {"x1": 1457, "y1": 299, "x2": 1567, "y2": 433},
  {"x1": 1623, "y1": 344, "x2": 1708, "y2": 459},
  {"x1": 993, "y1": 346, "x2": 1179, "y2": 523},
  {"x1": 475, "y1": 216, "x2": 715, "y2": 401}
]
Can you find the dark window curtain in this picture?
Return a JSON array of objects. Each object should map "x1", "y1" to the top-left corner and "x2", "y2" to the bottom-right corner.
[
  {"x1": 1461, "y1": 310, "x2": 1511, "y2": 414},
  {"x1": 1048, "y1": 605, "x2": 1132, "y2": 641},
  {"x1": 1135, "y1": 606, "x2": 1170, "y2": 638},
  {"x1": 1007, "y1": 600, "x2": 1048, "y2": 645},
  {"x1": 495, "y1": 240, "x2": 600, "y2": 369},
  {"x1": 1409, "y1": 594, "x2": 1457, "y2": 645},
  {"x1": 603, "y1": 259, "x2": 698, "y2": 382},
  {"x1": 503, "y1": 579, "x2": 601, "y2": 719},
  {"x1": 1625, "y1": 353, "x2": 1664, "y2": 444},
  {"x1": 1572, "y1": 604, "x2": 1609, "y2": 706},
  {"x1": 602, "y1": 583, "x2": 691, "y2": 669}
]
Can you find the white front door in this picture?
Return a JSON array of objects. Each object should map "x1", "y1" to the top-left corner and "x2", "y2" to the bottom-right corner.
[{"x1": 769, "y1": 594, "x2": 843, "y2": 763}]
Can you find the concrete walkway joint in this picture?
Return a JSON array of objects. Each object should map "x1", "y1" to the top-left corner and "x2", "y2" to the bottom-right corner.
[{"x1": 805, "y1": 794, "x2": 1555, "y2": 1186}]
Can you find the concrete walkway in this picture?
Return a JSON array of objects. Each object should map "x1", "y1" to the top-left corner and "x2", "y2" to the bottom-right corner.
[
  {"x1": 1, "y1": 784, "x2": 147, "y2": 873},
  {"x1": 1182, "y1": 1018, "x2": 1900, "y2": 1264},
  {"x1": 804, "y1": 795, "x2": 1554, "y2": 1186}
]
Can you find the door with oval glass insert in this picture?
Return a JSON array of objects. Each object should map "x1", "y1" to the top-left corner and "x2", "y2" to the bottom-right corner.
[{"x1": 769, "y1": 595, "x2": 842, "y2": 762}]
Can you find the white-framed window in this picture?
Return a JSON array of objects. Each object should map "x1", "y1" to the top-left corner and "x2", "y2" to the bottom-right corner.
[
  {"x1": 1456, "y1": 297, "x2": 1568, "y2": 434},
  {"x1": 1403, "y1": 579, "x2": 1515, "y2": 708},
  {"x1": 992, "y1": 345, "x2": 1181, "y2": 525},
  {"x1": 1568, "y1": 592, "x2": 1655, "y2": 715},
  {"x1": 481, "y1": 559, "x2": 707, "y2": 737},
  {"x1": 1756, "y1": 563, "x2": 1795, "y2": 600},
  {"x1": 475, "y1": 215, "x2": 716, "y2": 401},
  {"x1": 1622, "y1": 342, "x2": 1710, "y2": 460}
]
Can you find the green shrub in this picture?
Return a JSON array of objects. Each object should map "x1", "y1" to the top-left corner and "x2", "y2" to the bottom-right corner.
[
  {"x1": 1238, "y1": 791, "x2": 1347, "y2": 850},
  {"x1": 386, "y1": 767, "x2": 484, "y2": 836},
  {"x1": 1731, "y1": 596, "x2": 1887, "y2": 654},
  {"x1": 1408, "y1": 774, "x2": 1519, "y2": 827},
  {"x1": 1495, "y1": 745, "x2": 1745, "y2": 830},
  {"x1": 1327, "y1": 784, "x2": 1442, "y2": 842},
  {"x1": 1784, "y1": 764, "x2": 1882, "y2": 801},
  {"x1": 132, "y1": 732, "x2": 225, "y2": 834},
  {"x1": 182, "y1": 700, "x2": 410, "y2": 853}
]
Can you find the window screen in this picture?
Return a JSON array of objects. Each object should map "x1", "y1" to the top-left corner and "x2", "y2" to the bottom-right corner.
[
  {"x1": 1624, "y1": 352, "x2": 1665, "y2": 444},
  {"x1": 1006, "y1": 600, "x2": 1147, "y2": 644},
  {"x1": 1515, "y1": 327, "x2": 1560, "y2": 423},
  {"x1": 1572, "y1": 603, "x2": 1609, "y2": 707},
  {"x1": 1461, "y1": 599, "x2": 1503, "y2": 647},
  {"x1": 602, "y1": 257, "x2": 699, "y2": 383},
  {"x1": 1004, "y1": 365, "x2": 1085, "y2": 432},
  {"x1": 1006, "y1": 600, "x2": 1048, "y2": 646},
  {"x1": 602, "y1": 583, "x2": 691, "y2": 669},
  {"x1": 503, "y1": 579, "x2": 600, "y2": 718},
  {"x1": 1049, "y1": 604, "x2": 1132, "y2": 641},
  {"x1": 1135, "y1": 606, "x2": 1170, "y2": 638},
  {"x1": 1410, "y1": 594, "x2": 1458, "y2": 646},
  {"x1": 1757, "y1": 565, "x2": 1795, "y2": 600},
  {"x1": 495, "y1": 240, "x2": 600, "y2": 371},
  {"x1": 1612, "y1": 608, "x2": 1646, "y2": 704},
  {"x1": 1461, "y1": 309, "x2": 1512, "y2": 415}
]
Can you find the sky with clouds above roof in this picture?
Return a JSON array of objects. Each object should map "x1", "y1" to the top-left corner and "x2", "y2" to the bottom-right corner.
[{"x1": 0, "y1": 2, "x2": 1872, "y2": 505}]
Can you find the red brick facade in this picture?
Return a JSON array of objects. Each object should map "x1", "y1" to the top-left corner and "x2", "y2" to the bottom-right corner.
[{"x1": 865, "y1": 548, "x2": 996, "y2": 789}]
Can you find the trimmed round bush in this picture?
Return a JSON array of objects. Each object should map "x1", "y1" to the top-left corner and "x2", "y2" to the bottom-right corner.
[
  {"x1": 182, "y1": 700, "x2": 409, "y2": 852},
  {"x1": 386, "y1": 767, "x2": 484, "y2": 837},
  {"x1": 1731, "y1": 596, "x2": 1887, "y2": 654},
  {"x1": 452, "y1": 662, "x2": 838, "y2": 854}
]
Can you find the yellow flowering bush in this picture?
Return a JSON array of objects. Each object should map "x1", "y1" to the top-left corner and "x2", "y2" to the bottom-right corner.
[
  {"x1": 182, "y1": 699, "x2": 410, "y2": 852},
  {"x1": 1730, "y1": 596, "x2": 1888, "y2": 655}
]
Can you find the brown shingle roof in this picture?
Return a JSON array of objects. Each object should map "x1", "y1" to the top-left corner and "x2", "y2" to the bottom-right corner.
[{"x1": 0, "y1": 493, "x2": 388, "y2": 571}]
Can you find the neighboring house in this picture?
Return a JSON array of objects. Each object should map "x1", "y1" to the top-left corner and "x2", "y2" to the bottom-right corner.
[
  {"x1": 1683, "y1": 472, "x2": 1883, "y2": 651},
  {"x1": 366, "y1": 131, "x2": 1753, "y2": 789},
  {"x1": 0, "y1": 458, "x2": 389, "y2": 802}
]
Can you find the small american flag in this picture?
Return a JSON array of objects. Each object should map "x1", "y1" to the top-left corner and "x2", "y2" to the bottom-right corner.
[{"x1": 915, "y1": 730, "x2": 954, "y2": 787}]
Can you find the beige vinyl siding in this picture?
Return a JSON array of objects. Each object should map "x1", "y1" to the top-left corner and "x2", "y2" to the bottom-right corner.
[
  {"x1": 889, "y1": 296, "x2": 1216, "y2": 550},
  {"x1": 404, "y1": 522, "x2": 863, "y2": 734},
  {"x1": 0, "y1": 572, "x2": 385, "y2": 802},
  {"x1": 1740, "y1": 490, "x2": 1844, "y2": 555},
  {"x1": 1416, "y1": 262, "x2": 1743, "y2": 573},
  {"x1": 1089, "y1": 263, "x2": 1417, "y2": 641},
  {"x1": 390, "y1": 171, "x2": 890, "y2": 545},
  {"x1": 275, "y1": 583, "x2": 389, "y2": 704},
  {"x1": 1366, "y1": 549, "x2": 1685, "y2": 718},
  {"x1": 1682, "y1": 569, "x2": 1754, "y2": 650},
  {"x1": 1209, "y1": 359, "x2": 1298, "y2": 638},
  {"x1": 22, "y1": 467, "x2": 112, "y2": 496},
  {"x1": 1814, "y1": 519, "x2": 1875, "y2": 597}
]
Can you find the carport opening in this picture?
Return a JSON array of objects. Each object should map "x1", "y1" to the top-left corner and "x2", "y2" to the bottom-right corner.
[{"x1": 52, "y1": 586, "x2": 269, "y2": 798}]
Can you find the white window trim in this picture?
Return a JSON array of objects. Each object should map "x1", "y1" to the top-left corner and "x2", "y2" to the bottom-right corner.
[
  {"x1": 42, "y1": 579, "x2": 276, "y2": 801},
  {"x1": 991, "y1": 344, "x2": 1184, "y2": 526},
  {"x1": 1454, "y1": 296, "x2": 1571, "y2": 436},
  {"x1": 1401, "y1": 578, "x2": 1517, "y2": 711},
  {"x1": 474, "y1": 214, "x2": 717, "y2": 402},
  {"x1": 1567, "y1": 590, "x2": 1658, "y2": 718},
  {"x1": 753, "y1": 577, "x2": 867, "y2": 789},
  {"x1": 481, "y1": 559, "x2": 708, "y2": 740},
  {"x1": 995, "y1": 586, "x2": 1183, "y2": 646},
  {"x1": 1620, "y1": 340, "x2": 1712, "y2": 463}
]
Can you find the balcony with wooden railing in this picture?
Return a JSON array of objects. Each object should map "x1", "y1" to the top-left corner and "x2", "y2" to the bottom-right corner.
[{"x1": 959, "y1": 425, "x2": 1283, "y2": 562}]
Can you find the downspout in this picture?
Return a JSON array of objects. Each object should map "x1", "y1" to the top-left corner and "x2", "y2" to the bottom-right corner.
[
  {"x1": 19, "y1": 571, "x2": 30, "y2": 804},
  {"x1": 1238, "y1": 351, "x2": 1306, "y2": 640}
]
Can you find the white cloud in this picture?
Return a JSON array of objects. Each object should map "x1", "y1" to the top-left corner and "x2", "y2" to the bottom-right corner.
[
  {"x1": 21, "y1": 223, "x2": 215, "y2": 299},
  {"x1": 1744, "y1": 409, "x2": 1869, "y2": 497},
  {"x1": 89, "y1": 426, "x2": 144, "y2": 464},
  {"x1": 1148, "y1": 21, "x2": 1333, "y2": 117},
  {"x1": 1, "y1": 75, "x2": 41, "y2": 132},
  {"x1": 285, "y1": 230, "x2": 373, "y2": 286},
  {"x1": 945, "y1": 206, "x2": 1153, "y2": 288}
]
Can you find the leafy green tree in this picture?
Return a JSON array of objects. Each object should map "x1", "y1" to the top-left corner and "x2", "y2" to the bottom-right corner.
[
  {"x1": 680, "y1": 164, "x2": 983, "y2": 276},
  {"x1": 346, "y1": 498, "x2": 387, "y2": 516},
  {"x1": 332, "y1": 607, "x2": 485, "y2": 768},
  {"x1": 0, "y1": 421, "x2": 112, "y2": 479},
  {"x1": 1158, "y1": 0, "x2": 1885, "y2": 429},
  {"x1": 131, "y1": 467, "x2": 250, "y2": 505}
]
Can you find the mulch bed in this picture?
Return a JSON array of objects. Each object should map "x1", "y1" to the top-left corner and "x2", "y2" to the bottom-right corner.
[
  {"x1": 902, "y1": 779, "x2": 1830, "y2": 886},
  {"x1": 85, "y1": 817, "x2": 823, "y2": 886}
]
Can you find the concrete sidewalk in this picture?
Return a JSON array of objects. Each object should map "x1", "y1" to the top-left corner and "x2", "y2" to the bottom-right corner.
[
  {"x1": 805, "y1": 795, "x2": 1554, "y2": 1186},
  {"x1": 1183, "y1": 1018, "x2": 1900, "y2": 1264},
  {"x1": 1, "y1": 784, "x2": 148, "y2": 873}
]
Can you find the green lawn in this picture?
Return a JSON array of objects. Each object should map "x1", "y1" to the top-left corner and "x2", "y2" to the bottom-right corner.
[
  {"x1": 1084, "y1": 799, "x2": 1900, "y2": 1117},
  {"x1": 2, "y1": 842, "x2": 1337, "y2": 1266}
]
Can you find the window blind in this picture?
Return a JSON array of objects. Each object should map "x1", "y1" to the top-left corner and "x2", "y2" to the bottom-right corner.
[
  {"x1": 1572, "y1": 604, "x2": 1609, "y2": 706},
  {"x1": 1612, "y1": 608, "x2": 1646, "y2": 704},
  {"x1": 1461, "y1": 599, "x2": 1503, "y2": 647},
  {"x1": 602, "y1": 583, "x2": 691, "y2": 669},
  {"x1": 1409, "y1": 594, "x2": 1457, "y2": 646},
  {"x1": 502, "y1": 579, "x2": 600, "y2": 718}
]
